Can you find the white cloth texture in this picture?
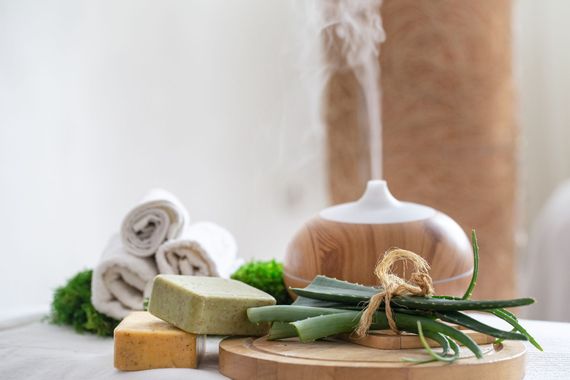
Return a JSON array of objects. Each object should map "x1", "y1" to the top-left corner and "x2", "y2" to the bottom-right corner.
[
  {"x1": 0, "y1": 312, "x2": 567, "y2": 380},
  {"x1": 0, "y1": 312, "x2": 224, "y2": 380},
  {"x1": 92, "y1": 235, "x2": 158, "y2": 320},
  {"x1": 121, "y1": 189, "x2": 189, "y2": 257},
  {"x1": 156, "y1": 222, "x2": 239, "y2": 278}
]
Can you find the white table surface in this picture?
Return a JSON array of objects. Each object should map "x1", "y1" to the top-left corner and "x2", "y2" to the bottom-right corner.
[{"x1": 0, "y1": 309, "x2": 569, "y2": 379}]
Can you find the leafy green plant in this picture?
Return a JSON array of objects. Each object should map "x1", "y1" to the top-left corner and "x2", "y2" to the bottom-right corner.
[
  {"x1": 231, "y1": 260, "x2": 292, "y2": 305},
  {"x1": 50, "y1": 269, "x2": 119, "y2": 337}
]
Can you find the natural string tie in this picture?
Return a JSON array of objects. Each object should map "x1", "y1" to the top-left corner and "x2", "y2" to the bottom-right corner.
[{"x1": 354, "y1": 248, "x2": 435, "y2": 337}]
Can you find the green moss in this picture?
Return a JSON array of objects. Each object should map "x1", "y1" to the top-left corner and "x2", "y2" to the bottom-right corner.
[
  {"x1": 231, "y1": 260, "x2": 292, "y2": 305},
  {"x1": 50, "y1": 269, "x2": 119, "y2": 337}
]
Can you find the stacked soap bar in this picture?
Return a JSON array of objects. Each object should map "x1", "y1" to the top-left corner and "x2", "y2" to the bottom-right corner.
[
  {"x1": 149, "y1": 275, "x2": 276, "y2": 336},
  {"x1": 114, "y1": 311, "x2": 203, "y2": 371}
]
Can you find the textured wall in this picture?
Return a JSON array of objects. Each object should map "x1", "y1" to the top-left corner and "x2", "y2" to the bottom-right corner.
[{"x1": 325, "y1": 0, "x2": 517, "y2": 298}]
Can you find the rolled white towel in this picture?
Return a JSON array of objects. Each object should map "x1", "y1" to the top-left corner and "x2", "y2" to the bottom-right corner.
[
  {"x1": 155, "y1": 222, "x2": 239, "y2": 278},
  {"x1": 92, "y1": 235, "x2": 158, "y2": 320},
  {"x1": 121, "y1": 189, "x2": 189, "y2": 257}
]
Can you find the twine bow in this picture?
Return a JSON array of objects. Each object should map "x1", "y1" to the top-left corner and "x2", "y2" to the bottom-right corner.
[{"x1": 354, "y1": 248, "x2": 435, "y2": 337}]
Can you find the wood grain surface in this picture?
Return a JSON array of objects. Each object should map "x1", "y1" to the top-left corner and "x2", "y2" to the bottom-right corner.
[
  {"x1": 284, "y1": 213, "x2": 473, "y2": 297},
  {"x1": 341, "y1": 326, "x2": 495, "y2": 350},
  {"x1": 219, "y1": 337, "x2": 526, "y2": 380}
]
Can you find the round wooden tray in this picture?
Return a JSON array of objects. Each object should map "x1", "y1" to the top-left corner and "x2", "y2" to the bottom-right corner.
[{"x1": 219, "y1": 336, "x2": 526, "y2": 380}]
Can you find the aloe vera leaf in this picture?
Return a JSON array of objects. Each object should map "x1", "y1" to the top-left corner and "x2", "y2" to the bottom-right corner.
[
  {"x1": 292, "y1": 295, "x2": 361, "y2": 309},
  {"x1": 403, "y1": 322, "x2": 460, "y2": 363},
  {"x1": 486, "y1": 309, "x2": 543, "y2": 351},
  {"x1": 291, "y1": 311, "x2": 400, "y2": 342},
  {"x1": 284, "y1": 309, "x2": 450, "y2": 355},
  {"x1": 423, "y1": 330, "x2": 451, "y2": 356},
  {"x1": 293, "y1": 282, "x2": 534, "y2": 311},
  {"x1": 305, "y1": 275, "x2": 380, "y2": 292},
  {"x1": 462, "y1": 230, "x2": 480, "y2": 300},
  {"x1": 391, "y1": 307, "x2": 436, "y2": 318},
  {"x1": 402, "y1": 325, "x2": 451, "y2": 356},
  {"x1": 247, "y1": 305, "x2": 347, "y2": 323},
  {"x1": 291, "y1": 286, "x2": 376, "y2": 304},
  {"x1": 290, "y1": 275, "x2": 379, "y2": 303},
  {"x1": 267, "y1": 322, "x2": 298, "y2": 340},
  {"x1": 393, "y1": 296, "x2": 535, "y2": 311},
  {"x1": 493, "y1": 328, "x2": 516, "y2": 345},
  {"x1": 431, "y1": 302, "x2": 521, "y2": 326},
  {"x1": 291, "y1": 312, "x2": 376, "y2": 342},
  {"x1": 394, "y1": 313, "x2": 483, "y2": 359},
  {"x1": 289, "y1": 310, "x2": 482, "y2": 358},
  {"x1": 435, "y1": 310, "x2": 527, "y2": 340},
  {"x1": 495, "y1": 307, "x2": 518, "y2": 321},
  {"x1": 406, "y1": 335, "x2": 460, "y2": 365},
  {"x1": 433, "y1": 295, "x2": 462, "y2": 300},
  {"x1": 446, "y1": 337, "x2": 461, "y2": 357}
]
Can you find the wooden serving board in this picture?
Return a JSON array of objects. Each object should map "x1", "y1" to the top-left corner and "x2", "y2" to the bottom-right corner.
[{"x1": 219, "y1": 337, "x2": 526, "y2": 380}]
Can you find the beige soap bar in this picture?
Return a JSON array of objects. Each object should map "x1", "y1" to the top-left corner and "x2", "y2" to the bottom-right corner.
[
  {"x1": 149, "y1": 275, "x2": 276, "y2": 336},
  {"x1": 114, "y1": 311, "x2": 203, "y2": 371}
]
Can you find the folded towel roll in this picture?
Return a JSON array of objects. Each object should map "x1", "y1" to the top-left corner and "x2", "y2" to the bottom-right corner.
[
  {"x1": 155, "y1": 222, "x2": 239, "y2": 278},
  {"x1": 92, "y1": 235, "x2": 158, "y2": 320},
  {"x1": 121, "y1": 189, "x2": 189, "y2": 257}
]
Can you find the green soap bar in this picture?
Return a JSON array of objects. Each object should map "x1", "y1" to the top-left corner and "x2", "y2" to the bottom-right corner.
[{"x1": 149, "y1": 275, "x2": 276, "y2": 336}]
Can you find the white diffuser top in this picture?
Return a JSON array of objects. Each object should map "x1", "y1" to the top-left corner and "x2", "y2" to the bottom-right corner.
[{"x1": 320, "y1": 180, "x2": 435, "y2": 224}]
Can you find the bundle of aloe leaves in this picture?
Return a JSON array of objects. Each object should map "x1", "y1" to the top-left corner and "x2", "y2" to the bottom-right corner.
[{"x1": 247, "y1": 231, "x2": 542, "y2": 363}]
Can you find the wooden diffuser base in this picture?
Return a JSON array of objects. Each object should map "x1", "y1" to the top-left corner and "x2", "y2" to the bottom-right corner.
[{"x1": 283, "y1": 180, "x2": 473, "y2": 296}]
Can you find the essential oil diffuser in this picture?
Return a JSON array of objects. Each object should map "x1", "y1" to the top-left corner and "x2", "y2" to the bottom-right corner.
[{"x1": 284, "y1": 180, "x2": 473, "y2": 296}]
